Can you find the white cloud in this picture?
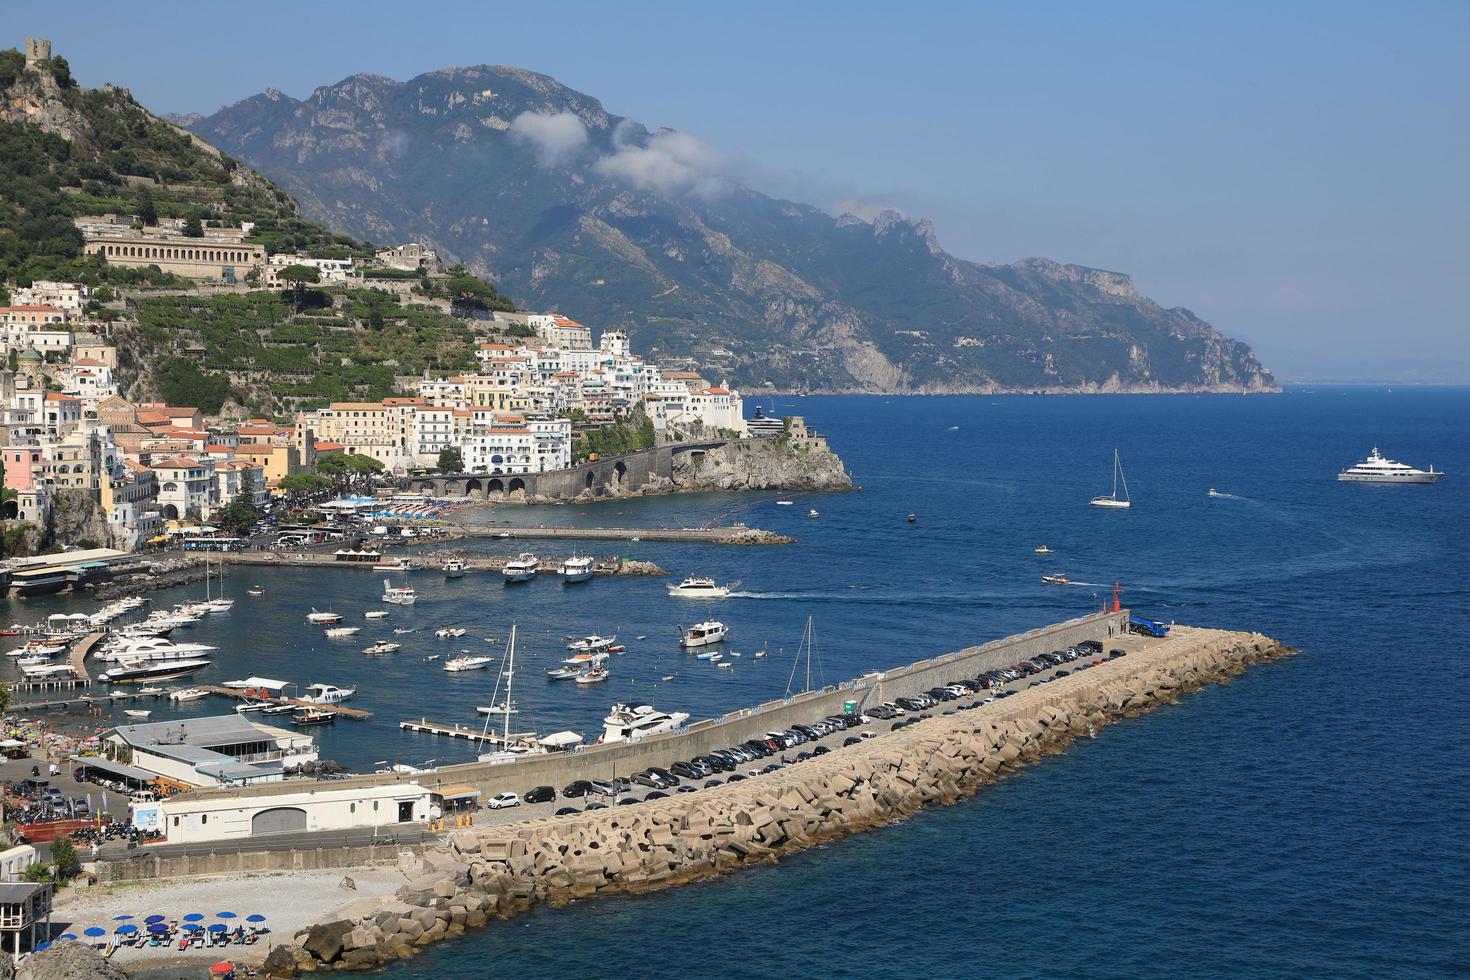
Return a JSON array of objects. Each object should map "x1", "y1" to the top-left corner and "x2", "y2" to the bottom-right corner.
[
  {"x1": 509, "y1": 110, "x2": 588, "y2": 167},
  {"x1": 833, "y1": 199, "x2": 905, "y2": 223},
  {"x1": 594, "y1": 122, "x2": 731, "y2": 198}
]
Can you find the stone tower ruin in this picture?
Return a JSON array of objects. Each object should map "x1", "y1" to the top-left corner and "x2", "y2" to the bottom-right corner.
[{"x1": 24, "y1": 37, "x2": 52, "y2": 67}]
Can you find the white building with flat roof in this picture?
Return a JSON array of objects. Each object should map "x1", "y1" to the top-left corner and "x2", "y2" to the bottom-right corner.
[{"x1": 139, "y1": 782, "x2": 432, "y2": 844}]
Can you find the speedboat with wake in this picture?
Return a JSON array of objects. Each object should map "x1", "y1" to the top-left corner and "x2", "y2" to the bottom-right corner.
[{"x1": 667, "y1": 575, "x2": 738, "y2": 598}]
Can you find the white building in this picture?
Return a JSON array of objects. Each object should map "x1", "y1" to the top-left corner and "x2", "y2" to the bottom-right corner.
[
  {"x1": 7, "y1": 281, "x2": 89, "y2": 312},
  {"x1": 150, "y1": 456, "x2": 217, "y2": 521},
  {"x1": 528, "y1": 312, "x2": 593, "y2": 350},
  {"x1": 137, "y1": 782, "x2": 432, "y2": 845},
  {"x1": 105, "y1": 714, "x2": 318, "y2": 790},
  {"x1": 265, "y1": 254, "x2": 357, "y2": 287}
]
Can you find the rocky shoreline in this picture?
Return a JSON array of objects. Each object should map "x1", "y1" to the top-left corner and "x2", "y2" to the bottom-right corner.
[{"x1": 259, "y1": 627, "x2": 1289, "y2": 975}]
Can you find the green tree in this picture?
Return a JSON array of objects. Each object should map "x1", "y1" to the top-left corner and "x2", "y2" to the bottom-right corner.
[
  {"x1": 436, "y1": 446, "x2": 463, "y2": 472},
  {"x1": 20, "y1": 863, "x2": 51, "y2": 884},
  {"x1": 48, "y1": 835, "x2": 78, "y2": 880},
  {"x1": 279, "y1": 473, "x2": 331, "y2": 494},
  {"x1": 135, "y1": 189, "x2": 159, "y2": 227},
  {"x1": 182, "y1": 214, "x2": 204, "y2": 237},
  {"x1": 215, "y1": 472, "x2": 259, "y2": 534},
  {"x1": 278, "y1": 264, "x2": 321, "y2": 313},
  {"x1": 315, "y1": 453, "x2": 384, "y2": 477}
]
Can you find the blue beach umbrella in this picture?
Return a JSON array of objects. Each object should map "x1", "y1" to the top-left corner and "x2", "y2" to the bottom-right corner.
[
  {"x1": 83, "y1": 927, "x2": 106, "y2": 938},
  {"x1": 35, "y1": 942, "x2": 50, "y2": 952},
  {"x1": 183, "y1": 913, "x2": 204, "y2": 922},
  {"x1": 215, "y1": 911, "x2": 237, "y2": 919},
  {"x1": 112, "y1": 914, "x2": 134, "y2": 921},
  {"x1": 144, "y1": 914, "x2": 166, "y2": 924},
  {"x1": 57, "y1": 933, "x2": 77, "y2": 941},
  {"x1": 245, "y1": 914, "x2": 266, "y2": 923},
  {"x1": 147, "y1": 923, "x2": 168, "y2": 934},
  {"x1": 183, "y1": 923, "x2": 204, "y2": 932},
  {"x1": 114, "y1": 924, "x2": 138, "y2": 935},
  {"x1": 207, "y1": 923, "x2": 227, "y2": 933}
]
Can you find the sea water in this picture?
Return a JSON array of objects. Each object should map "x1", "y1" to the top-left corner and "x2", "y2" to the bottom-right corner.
[{"x1": 13, "y1": 387, "x2": 1469, "y2": 977}]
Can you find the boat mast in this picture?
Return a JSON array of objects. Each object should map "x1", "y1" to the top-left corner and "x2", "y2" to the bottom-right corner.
[
  {"x1": 503, "y1": 624, "x2": 516, "y2": 744},
  {"x1": 1116, "y1": 450, "x2": 1129, "y2": 502}
]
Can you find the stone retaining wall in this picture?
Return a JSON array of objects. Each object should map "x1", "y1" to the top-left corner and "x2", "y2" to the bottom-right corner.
[
  {"x1": 94, "y1": 841, "x2": 427, "y2": 883},
  {"x1": 262, "y1": 626, "x2": 1289, "y2": 975}
]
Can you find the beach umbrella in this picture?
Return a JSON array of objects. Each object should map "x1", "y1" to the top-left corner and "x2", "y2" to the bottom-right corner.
[
  {"x1": 245, "y1": 914, "x2": 266, "y2": 924},
  {"x1": 183, "y1": 923, "x2": 204, "y2": 932},
  {"x1": 207, "y1": 923, "x2": 228, "y2": 933},
  {"x1": 215, "y1": 911, "x2": 237, "y2": 919},
  {"x1": 183, "y1": 913, "x2": 204, "y2": 922},
  {"x1": 210, "y1": 964, "x2": 236, "y2": 975},
  {"x1": 114, "y1": 924, "x2": 137, "y2": 935},
  {"x1": 144, "y1": 914, "x2": 166, "y2": 923},
  {"x1": 147, "y1": 923, "x2": 168, "y2": 934},
  {"x1": 35, "y1": 942, "x2": 50, "y2": 952},
  {"x1": 112, "y1": 914, "x2": 134, "y2": 921},
  {"x1": 83, "y1": 927, "x2": 106, "y2": 938},
  {"x1": 57, "y1": 933, "x2": 77, "y2": 941}
]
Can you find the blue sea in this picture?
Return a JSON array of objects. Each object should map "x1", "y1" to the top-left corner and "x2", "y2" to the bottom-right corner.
[{"x1": 10, "y1": 387, "x2": 1469, "y2": 978}]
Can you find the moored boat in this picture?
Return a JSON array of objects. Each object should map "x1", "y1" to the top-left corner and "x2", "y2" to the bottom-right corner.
[
  {"x1": 363, "y1": 641, "x2": 401, "y2": 656},
  {"x1": 324, "y1": 627, "x2": 361, "y2": 639},
  {"x1": 574, "y1": 666, "x2": 609, "y2": 684},
  {"x1": 678, "y1": 621, "x2": 728, "y2": 648},
  {"x1": 666, "y1": 575, "x2": 739, "y2": 598},
  {"x1": 301, "y1": 683, "x2": 355, "y2": 704},
  {"x1": 381, "y1": 579, "x2": 417, "y2": 606},
  {"x1": 600, "y1": 702, "x2": 690, "y2": 744},
  {"x1": 292, "y1": 707, "x2": 336, "y2": 726},
  {"x1": 502, "y1": 553, "x2": 539, "y2": 583},
  {"x1": 306, "y1": 609, "x2": 342, "y2": 625},
  {"x1": 1090, "y1": 449, "x2": 1132, "y2": 509},
  {"x1": 99, "y1": 658, "x2": 210, "y2": 684},
  {"x1": 444, "y1": 655, "x2": 494, "y2": 672},
  {"x1": 443, "y1": 559, "x2": 466, "y2": 579},
  {"x1": 559, "y1": 555, "x2": 594, "y2": 583}
]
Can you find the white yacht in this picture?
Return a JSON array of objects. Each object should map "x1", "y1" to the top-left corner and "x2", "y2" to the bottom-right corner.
[
  {"x1": 302, "y1": 683, "x2": 355, "y2": 704},
  {"x1": 95, "y1": 638, "x2": 216, "y2": 662},
  {"x1": 666, "y1": 575, "x2": 739, "y2": 598},
  {"x1": 364, "y1": 610, "x2": 389, "y2": 620},
  {"x1": 307, "y1": 609, "x2": 343, "y2": 625},
  {"x1": 476, "y1": 700, "x2": 519, "y2": 716},
  {"x1": 600, "y1": 703, "x2": 690, "y2": 744},
  {"x1": 1338, "y1": 447, "x2": 1442, "y2": 484},
  {"x1": 363, "y1": 641, "x2": 401, "y2": 656},
  {"x1": 443, "y1": 559, "x2": 466, "y2": 579},
  {"x1": 168, "y1": 687, "x2": 210, "y2": 702},
  {"x1": 559, "y1": 555, "x2": 594, "y2": 583},
  {"x1": 678, "y1": 621, "x2": 728, "y2": 648},
  {"x1": 566, "y1": 634, "x2": 619, "y2": 654},
  {"x1": 324, "y1": 626, "x2": 361, "y2": 639},
  {"x1": 1090, "y1": 449, "x2": 1132, "y2": 509},
  {"x1": 444, "y1": 655, "x2": 495, "y2": 672},
  {"x1": 502, "y1": 553, "x2": 540, "y2": 583},
  {"x1": 99, "y1": 658, "x2": 210, "y2": 684},
  {"x1": 381, "y1": 579, "x2": 417, "y2": 605}
]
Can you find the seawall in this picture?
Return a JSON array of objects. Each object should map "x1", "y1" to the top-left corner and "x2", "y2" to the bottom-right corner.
[{"x1": 260, "y1": 625, "x2": 1290, "y2": 975}]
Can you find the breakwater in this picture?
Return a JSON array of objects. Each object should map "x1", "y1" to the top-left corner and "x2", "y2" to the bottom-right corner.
[{"x1": 259, "y1": 625, "x2": 1289, "y2": 975}]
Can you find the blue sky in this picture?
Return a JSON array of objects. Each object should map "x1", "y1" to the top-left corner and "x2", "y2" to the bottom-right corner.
[{"x1": 5, "y1": 1, "x2": 1466, "y2": 381}]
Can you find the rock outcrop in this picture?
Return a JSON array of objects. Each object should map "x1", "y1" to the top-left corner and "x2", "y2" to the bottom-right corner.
[
  {"x1": 16, "y1": 940, "x2": 128, "y2": 980},
  {"x1": 266, "y1": 627, "x2": 1288, "y2": 974},
  {"x1": 669, "y1": 422, "x2": 853, "y2": 494}
]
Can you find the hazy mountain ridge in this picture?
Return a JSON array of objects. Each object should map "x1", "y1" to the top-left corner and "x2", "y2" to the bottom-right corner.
[{"x1": 189, "y1": 65, "x2": 1278, "y2": 393}]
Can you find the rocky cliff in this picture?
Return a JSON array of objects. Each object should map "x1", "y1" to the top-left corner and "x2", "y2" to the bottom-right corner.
[
  {"x1": 668, "y1": 426, "x2": 853, "y2": 494},
  {"x1": 187, "y1": 66, "x2": 1279, "y2": 394}
]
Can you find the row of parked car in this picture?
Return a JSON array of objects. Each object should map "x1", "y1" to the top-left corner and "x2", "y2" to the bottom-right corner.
[{"x1": 480, "y1": 641, "x2": 1131, "y2": 814}]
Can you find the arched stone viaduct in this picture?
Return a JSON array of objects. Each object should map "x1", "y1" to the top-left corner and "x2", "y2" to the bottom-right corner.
[{"x1": 401, "y1": 442, "x2": 728, "y2": 501}]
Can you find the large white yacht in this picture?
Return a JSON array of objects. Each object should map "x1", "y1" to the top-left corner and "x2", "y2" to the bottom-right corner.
[
  {"x1": 95, "y1": 637, "x2": 216, "y2": 662},
  {"x1": 600, "y1": 702, "x2": 690, "y2": 744},
  {"x1": 559, "y1": 555, "x2": 594, "y2": 583},
  {"x1": 381, "y1": 579, "x2": 417, "y2": 605},
  {"x1": 666, "y1": 575, "x2": 739, "y2": 598},
  {"x1": 1338, "y1": 447, "x2": 1442, "y2": 484},
  {"x1": 302, "y1": 682, "x2": 355, "y2": 704},
  {"x1": 502, "y1": 553, "x2": 540, "y2": 583},
  {"x1": 678, "y1": 621, "x2": 728, "y2": 648}
]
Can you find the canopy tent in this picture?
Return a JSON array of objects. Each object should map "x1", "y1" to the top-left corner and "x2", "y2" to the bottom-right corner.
[
  {"x1": 539, "y1": 730, "x2": 584, "y2": 749},
  {"x1": 221, "y1": 677, "x2": 288, "y2": 691},
  {"x1": 0, "y1": 739, "x2": 26, "y2": 749},
  {"x1": 70, "y1": 755, "x2": 156, "y2": 785}
]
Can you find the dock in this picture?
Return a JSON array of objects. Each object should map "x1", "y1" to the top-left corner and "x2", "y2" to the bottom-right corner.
[
  {"x1": 68, "y1": 632, "x2": 100, "y2": 683},
  {"x1": 455, "y1": 525, "x2": 791, "y2": 544},
  {"x1": 399, "y1": 718, "x2": 534, "y2": 745},
  {"x1": 195, "y1": 685, "x2": 375, "y2": 720}
]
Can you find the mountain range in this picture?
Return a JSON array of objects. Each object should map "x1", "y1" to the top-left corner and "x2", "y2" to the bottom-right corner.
[{"x1": 183, "y1": 66, "x2": 1277, "y2": 394}]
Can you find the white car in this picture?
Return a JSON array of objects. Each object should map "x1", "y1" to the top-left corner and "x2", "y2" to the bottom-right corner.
[{"x1": 486, "y1": 792, "x2": 521, "y2": 810}]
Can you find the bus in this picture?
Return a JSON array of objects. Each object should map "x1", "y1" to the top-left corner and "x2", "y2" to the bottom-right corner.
[
  {"x1": 180, "y1": 536, "x2": 247, "y2": 552},
  {"x1": 1127, "y1": 614, "x2": 1170, "y2": 638}
]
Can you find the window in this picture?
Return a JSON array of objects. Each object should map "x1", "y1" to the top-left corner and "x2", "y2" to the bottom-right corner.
[
  {"x1": 201, "y1": 814, "x2": 207, "y2": 824},
  {"x1": 173, "y1": 816, "x2": 180, "y2": 827}
]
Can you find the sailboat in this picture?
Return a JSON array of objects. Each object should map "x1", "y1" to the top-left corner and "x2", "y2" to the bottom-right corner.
[
  {"x1": 476, "y1": 625, "x2": 548, "y2": 764},
  {"x1": 202, "y1": 555, "x2": 234, "y2": 612},
  {"x1": 1090, "y1": 449, "x2": 1132, "y2": 509},
  {"x1": 785, "y1": 615, "x2": 823, "y2": 697}
]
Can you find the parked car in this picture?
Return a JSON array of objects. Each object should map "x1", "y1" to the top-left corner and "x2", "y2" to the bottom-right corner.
[
  {"x1": 486, "y1": 792, "x2": 521, "y2": 810},
  {"x1": 523, "y1": 785, "x2": 555, "y2": 804},
  {"x1": 554, "y1": 806, "x2": 579, "y2": 816},
  {"x1": 562, "y1": 780, "x2": 594, "y2": 798}
]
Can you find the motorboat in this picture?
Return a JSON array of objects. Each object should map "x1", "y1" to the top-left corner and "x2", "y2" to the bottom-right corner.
[
  {"x1": 372, "y1": 557, "x2": 413, "y2": 572},
  {"x1": 561, "y1": 649, "x2": 610, "y2": 666},
  {"x1": 574, "y1": 666, "x2": 609, "y2": 684},
  {"x1": 502, "y1": 553, "x2": 539, "y2": 583},
  {"x1": 292, "y1": 707, "x2": 336, "y2": 726},
  {"x1": 15, "y1": 654, "x2": 53, "y2": 666},
  {"x1": 1337, "y1": 447, "x2": 1442, "y2": 484},
  {"x1": 306, "y1": 609, "x2": 343, "y2": 625},
  {"x1": 666, "y1": 575, "x2": 739, "y2": 599},
  {"x1": 776, "y1": 499, "x2": 794, "y2": 506},
  {"x1": 99, "y1": 658, "x2": 210, "y2": 684},
  {"x1": 247, "y1": 586, "x2": 265, "y2": 597},
  {"x1": 678, "y1": 621, "x2": 728, "y2": 648},
  {"x1": 436, "y1": 628, "x2": 467, "y2": 638},
  {"x1": 476, "y1": 701, "x2": 519, "y2": 716},
  {"x1": 364, "y1": 610, "x2": 389, "y2": 620},
  {"x1": 1042, "y1": 574, "x2": 1071, "y2": 586},
  {"x1": 566, "y1": 634, "x2": 618, "y2": 654},
  {"x1": 324, "y1": 627, "x2": 361, "y2": 639},
  {"x1": 18, "y1": 663, "x2": 73, "y2": 680},
  {"x1": 1090, "y1": 449, "x2": 1132, "y2": 509},
  {"x1": 444, "y1": 559, "x2": 466, "y2": 579},
  {"x1": 301, "y1": 683, "x2": 355, "y2": 704},
  {"x1": 16, "y1": 641, "x2": 67, "y2": 657},
  {"x1": 1034, "y1": 545, "x2": 1053, "y2": 554},
  {"x1": 122, "y1": 709, "x2": 151, "y2": 720},
  {"x1": 697, "y1": 651, "x2": 723, "y2": 662},
  {"x1": 363, "y1": 641, "x2": 401, "y2": 656},
  {"x1": 168, "y1": 688, "x2": 209, "y2": 702},
  {"x1": 138, "y1": 685, "x2": 164, "y2": 695},
  {"x1": 545, "y1": 666, "x2": 583, "y2": 680},
  {"x1": 234, "y1": 698, "x2": 274, "y2": 714},
  {"x1": 445, "y1": 655, "x2": 495, "y2": 672},
  {"x1": 95, "y1": 638, "x2": 217, "y2": 662},
  {"x1": 1208, "y1": 488, "x2": 1227, "y2": 498},
  {"x1": 559, "y1": 555, "x2": 594, "y2": 583},
  {"x1": 600, "y1": 702, "x2": 690, "y2": 744},
  {"x1": 808, "y1": 508, "x2": 820, "y2": 518},
  {"x1": 382, "y1": 579, "x2": 417, "y2": 606},
  {"x1": 393, "y1": 627, "x2": 417, "y2": 635}
]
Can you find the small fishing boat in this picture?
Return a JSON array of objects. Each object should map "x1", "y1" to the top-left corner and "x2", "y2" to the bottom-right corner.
[
  {"x1": 123, "y1": 709, "x2": 151, "y2": 719},
  {"x1": 808, "y1": 508, "x2": 820, "y2": 519},
  {"x1": 1208, "y1": 488, "x2": 1226, "y2": 498},
  {"x1": 559, "y1": 555, "x2": 594, "y2": 583},
  {"x1": 364, "y1": 610, "x2": 389, "y2": 620},
  {"x1": 363, "y1": 641, "x2": 401, "y2": 656},
  {"x1": 247, "y1": 586, "x2": 265, "y2": 597},
  {"x1": 907, "y1": 513, "x2": 917, "y2": 523},
  {"x1": 696, "y1": 650, "x2": 722, "y2": 661},
  {"x1": 436, "y1": 628, "x2": 467, "y2": 639},
  {"x1": 574, "y1": 666, "x2": 609, "y2": 684},
  {"x1": 324, "y1": 627, "x2": 361, "y2": 639},
  {"x1": 502, "y1": 553, "x2": 539, "y2": 583},
  {"x1": 169, "y1": 687, "x2": 209, "y2": 702},
  {"x1": 445, "y1": 655, "x2": 494, "y2": 672},
  {"x1": 381, "y1": 579, "x2": 417, "y2": 606},
  {"x1": 660, "y1": 674, "x2": 675, "y2": 681},
  {"x1": 444, "y1": 559, "x2": 466, "y2": 579},
  {"x1": 1042, "y1": 574, "x2": 1071, "y2": 586},
  {"x1": 306, "y1": 609, "x2": 342, "y2": 625},
  {"x1": 291, "y1": 707, "x2": 336, "y2": 726},
  {"x1": 372, "y1": 557, "x2": 412, "y2": 572},
  {"x1": 1034, "y1": 545, "x2": 1053, "y2": 554},
  {"x1": 775, "y1": 500, "x2": 793, "y2": 506},
  {"x1": 393, "y1": 627, "x2": 417, "y2": 635}
]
